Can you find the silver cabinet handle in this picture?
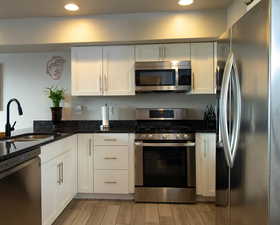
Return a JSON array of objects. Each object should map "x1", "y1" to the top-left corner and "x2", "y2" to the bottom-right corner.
[
  {"x1": 159, "y1": 46, "x2": 162, "y2": 59},
  {"x1": 99, "y1": 75, "x2": 102, "y2": 93},
  {"x1": 89, "y1": 138, "x2": 92, "y2": 156},
  {"x1": 203, "y1": 139, "x2": 207, "y2": 159},
  {"x1": 57, "y1": 163, "x2": 61, "y2": 184},
  {"x1": 104, "y1": 181, "x2": 117, "y2": 184},
  {"x1": 61, "y1": 162, "x2": 64, "y2": 184},
  {"x1": 104, "y1": 157, "x2": 118, "y2": 160},
  {"x1": 104, "y1": 138, "x2": 117, "y2": 142},
  {"x1": 192, "y1": 72, "x2": 195, "y2": 90},
  {"x1": 106, "y1": 73, "x2": 108, "y2": 91}
]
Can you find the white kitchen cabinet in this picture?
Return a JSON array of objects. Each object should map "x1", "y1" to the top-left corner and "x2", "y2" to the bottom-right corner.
[
  {"x1": 94, "y1": 146, "x2": 129, "y2": 170},
  {"x1": 71, "y1": 46, "x2": 135, "y2": 96},
  {"x1": 71, "y1": 47, "x2": 103, "y2": 96},
  {"x1": 41, "y1": 158, "x2": 58, "y2": 225},
  {"x1": 135, "y1": 43, "x2": 190, "y2": 61},
  {"x1": 162, "y1": 43, "x2": 191, "y2": 61},
  {"x1": 77, "y1": 134, "x2": 94, "y2": 193},
  {"x1": 94, "y1": 170, "x2": 129, "y2": 194},
  {"x1": 195, "y1": 133, "x2": 216, "y2": 197},
  {"x1": 103, "y1": 46, "x2": 135, "y2": 96},
  {"x1": 92, "y1": 133, "x2": 134, "y2": 194},
  {"x1": 135, "y1": 44, "x2": 162, "y2": 61},
  {"x1": 191, "y1": 42, "x2": 216, "y2": 94},
  {"x1": 41, "y1": 135, "x2": 77, "y2": 225}
]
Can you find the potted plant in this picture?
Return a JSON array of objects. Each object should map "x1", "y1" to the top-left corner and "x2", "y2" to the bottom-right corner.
[{"x1": 46, "y1": 87, "x2": 65, "y2": 121}]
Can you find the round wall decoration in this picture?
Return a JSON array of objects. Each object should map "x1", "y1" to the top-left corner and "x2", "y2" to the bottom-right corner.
[{"x1": 47, "y1": 56, "x2": 66, "y2": 80}]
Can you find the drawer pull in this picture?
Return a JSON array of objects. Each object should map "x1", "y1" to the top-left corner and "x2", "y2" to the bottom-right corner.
[
  {"x1": 104, "y1": 181, "x2": 117, "y2": 184},
  {"x1": 104, "y1": 138, "x2": 117, "y2": 142},
  {"x1": 104, "y1": 157, "x2": 118, "y2": 160}
]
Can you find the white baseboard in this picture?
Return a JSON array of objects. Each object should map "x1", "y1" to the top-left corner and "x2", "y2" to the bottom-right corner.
[{"x1": 75, "y1": 193, "x2": 134, "y2": 200}]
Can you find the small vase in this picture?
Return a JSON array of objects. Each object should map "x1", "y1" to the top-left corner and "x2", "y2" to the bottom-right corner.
[{"x1": 51, "y1": 107, "x2": 63, "y2": 121}]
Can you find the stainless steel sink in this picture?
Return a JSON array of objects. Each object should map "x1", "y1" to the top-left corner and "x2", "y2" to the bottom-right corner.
[{"x1": 7, "y1": 134, "x2": 53, "y2": 142}]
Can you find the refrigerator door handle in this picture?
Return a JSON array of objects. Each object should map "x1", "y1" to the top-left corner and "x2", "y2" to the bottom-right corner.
[
  {"x1": 229, "y1": 54, "x2": 242, "y2": 166},
  {"x1": 220, "y1": 52, "x2": 234, "y2": 168}
]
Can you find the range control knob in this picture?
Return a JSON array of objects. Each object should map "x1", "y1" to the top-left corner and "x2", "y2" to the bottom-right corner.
[{"x1": 148, "y1": 134, "x2": 153, "y2": 139}]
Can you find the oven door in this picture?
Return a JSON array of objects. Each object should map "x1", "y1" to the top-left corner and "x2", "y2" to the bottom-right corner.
[{"x1": 135, "y1": 142, "x2": 195, "y2": 188}]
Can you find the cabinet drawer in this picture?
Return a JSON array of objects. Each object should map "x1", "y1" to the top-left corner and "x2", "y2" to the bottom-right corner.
[
  {"x1": 94, "y1": 134, "x2": 129, "y2": 146},
  {"x1": 94, "y1": 148, "x2": 128, "y2": 170},
  {"x1": 94, "y1": 173, "x2": 129, "y2": 194}
]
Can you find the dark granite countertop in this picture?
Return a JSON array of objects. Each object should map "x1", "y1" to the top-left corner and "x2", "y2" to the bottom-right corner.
[
  {"x1": 0, "y1": 119, "x2": 216, "y2": 163},
  {"x1": 0, "y1": 132, "x2": 74, "y2": 163}
]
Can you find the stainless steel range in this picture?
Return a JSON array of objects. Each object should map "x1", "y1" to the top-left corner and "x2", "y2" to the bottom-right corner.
[{"x1": 135, "y1": 108, "x2": 196, "y2": 203}]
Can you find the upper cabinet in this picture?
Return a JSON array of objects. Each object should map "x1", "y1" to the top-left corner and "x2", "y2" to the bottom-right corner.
[
  {"x1": 135, "y1": 44, "x2": 162, "y2": 61},
  {"x1": 71, "y1": 46, "x2": 135, "y2": 96},
  {"x1": 135, "y1": 43, "x2": 190, "y2": 61},
  {"x1": 191, "y1": 42, "x2": 216, "y2": 94},
  {"x1": 103, "y1": 46, "x2": 135, "y2": 96},
  {"x1": 71, "y1": 47, "x2": 103, "y2": 96},
  {"x1": 71, "y1": 42, "x2": 216, "y2": 96}
]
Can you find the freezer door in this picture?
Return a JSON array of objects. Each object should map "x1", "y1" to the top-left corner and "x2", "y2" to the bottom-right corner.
[
  {"x1": 230, "y1": 1, "x2": 269, "y2": 225},
  {"x1": 216, "y1": 30, "x2": 231, "y2": 225}
]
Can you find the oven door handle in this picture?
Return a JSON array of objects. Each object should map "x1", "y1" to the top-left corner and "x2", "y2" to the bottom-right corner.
[{"x1": 135, "y1": 142, "x2": 195, "y2": 147}]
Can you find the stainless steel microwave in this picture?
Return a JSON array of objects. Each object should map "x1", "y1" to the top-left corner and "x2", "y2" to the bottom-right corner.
[{"x1": 135, "y1": 61, "x2": 192, "y2": 92}]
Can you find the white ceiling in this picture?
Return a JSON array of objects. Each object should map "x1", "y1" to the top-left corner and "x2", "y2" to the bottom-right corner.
[{"x1": 0, "y1": 0, "x2": 232, "y2": 19}]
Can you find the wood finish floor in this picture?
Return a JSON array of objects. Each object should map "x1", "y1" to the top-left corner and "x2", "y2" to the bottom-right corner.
[{"x1": 53, "y1": 200, "x2": 216, "y2": 225}]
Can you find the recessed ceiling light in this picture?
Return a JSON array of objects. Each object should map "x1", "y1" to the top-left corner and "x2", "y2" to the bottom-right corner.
[
  {"x1": 64, "y1": 3, "x2": 79, "y2": 11},
  {"x1": 178, "y1": 0, "x2": 194, "y2": 6}
]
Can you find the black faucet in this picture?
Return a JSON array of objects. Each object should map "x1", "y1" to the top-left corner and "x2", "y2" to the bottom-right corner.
[{"x1": 5, "y1": 98, "x2": 23, "y2": 138}]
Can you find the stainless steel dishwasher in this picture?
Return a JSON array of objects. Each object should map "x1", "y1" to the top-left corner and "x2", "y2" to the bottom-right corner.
[{"x1": 0, "y1": 148, "x2": 41, "y2": 225}]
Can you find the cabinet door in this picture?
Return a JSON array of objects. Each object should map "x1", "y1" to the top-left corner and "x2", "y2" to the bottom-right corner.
[
  {"x1": 71, "y1": 47, "x2": 103, "y2": 96},
  {"x1": 55, "y1": 156, "x2": 65, "y2": 215},
  {"x1": 41, "y1": 159, "x2": 59, "y2": 225},
  {"x1": 77, "y1": 134, "x2": 94, "y2": 193},
  {"x1": 56, "y1": 149, "x2": 76, "y2": 213},
  {"x1": 103, "y1": 46, "x2": 135, "y2": 96},
  {"x1": 205, "y1": 133, "x2": 216, "y2": 197},
  {"x1": 195, "y1": 133, "x2": 216, "y2": 197},
  {"x1": 135, "y1": 44, "x2": 161, "y2": 61},
  {"x1": 162, "y1": 43, "x2": 191, "y2": 61},
  {"x1": 191, "y1": 43, "x2": 215, "y2": 94}
]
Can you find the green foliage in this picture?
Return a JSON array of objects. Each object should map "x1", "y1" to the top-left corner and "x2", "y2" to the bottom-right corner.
[{"x1": 46, "y1": 86, "x2": 65, "y2": 107}]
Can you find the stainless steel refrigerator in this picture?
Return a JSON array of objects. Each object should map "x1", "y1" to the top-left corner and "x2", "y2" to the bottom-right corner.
[{"x1": 216, "y1": 0, "x2": 280, "y2": 224}]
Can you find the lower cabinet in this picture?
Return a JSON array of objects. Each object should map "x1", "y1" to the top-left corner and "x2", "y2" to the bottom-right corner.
[
  {"x1": 77, "y1": 134, "x2": 94, "y2": 193},
  {"x1": 94, "y1": 170, "x2": 129, "y2": 194},
  {"x1": 195, "y1": 133, "x2": 216, "y2": 197},
  {"x1": 41, "y1": 135, "x2": 77, "y2": 225},
  {"x1": 77, "y1": 133, "x2": 135, "y2": 195}
]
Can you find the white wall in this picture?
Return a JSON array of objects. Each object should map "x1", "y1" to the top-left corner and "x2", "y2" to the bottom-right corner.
[
  {"x1": 0, "y1": 50, "x2": 216, "y2": 131},
  {"x1": 0, "y1": 52, "x2": 70, "y2": 131},
  {"x1": 0, "y1": 9, "x2": 226, "y2": 47}
]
